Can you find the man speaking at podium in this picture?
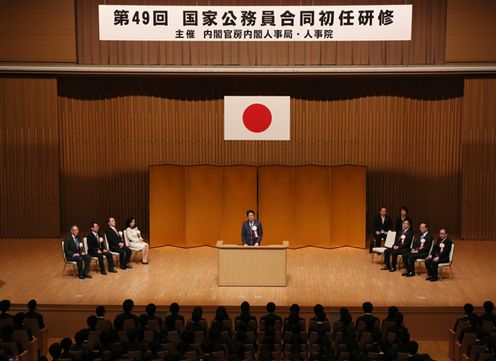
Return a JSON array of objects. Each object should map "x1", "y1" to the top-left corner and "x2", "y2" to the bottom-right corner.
[{"x1": 241, "y1": 210, "x2": 263, "y2": 246}]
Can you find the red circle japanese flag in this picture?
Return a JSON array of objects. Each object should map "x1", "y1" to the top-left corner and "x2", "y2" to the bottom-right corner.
[{"x1": 224, "y1": 96, "x2": 290, "y2": 140}]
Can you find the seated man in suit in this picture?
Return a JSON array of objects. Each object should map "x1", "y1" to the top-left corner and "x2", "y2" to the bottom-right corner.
[
  {"x1": 105, "y1": 217, "x2": 132, "y2": 270},
  {"x1": 369, "y1": 207, "x2": 392, "y2": 253},
  {"x1": 64, "y1": 225, "x2": 92, "y2": 279},
  {"x1": 382, "y1": 219, "x2": 413, "y2": 272},
  {"x1": 241, "y1": 210, "x2": 263, "y2": 246},
  {"x1": 402, "y1": 222, "x2": 433, "y2": 277},
  {"x1": 425, "y1": 228, "x2": 453, "y2": 282},
  {"x1": 88, "y1": 222, "x2": 116, "y2": 275}
]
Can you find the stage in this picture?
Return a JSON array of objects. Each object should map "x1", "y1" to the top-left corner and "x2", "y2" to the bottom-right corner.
[
  {"x1": 1, "y1": 239, "x2": 494, "y2": 307},
  {"x1": 1, "y1": 238, "x2": 494, "y2": 359}
]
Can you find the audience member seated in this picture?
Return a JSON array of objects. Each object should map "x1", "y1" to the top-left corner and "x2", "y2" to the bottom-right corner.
[
  {"x1": 95, "y1": 305, "x2": 113, "y2": 331},
  {"x1": 333, "y1": 311, "x2": 357, "y2": 352},
  {"x1": 124, "y1": 217, "x2": 150, "y2": 264},
  {"x1": 382, "y1": 219, "x2": 413, "y2": 272},
  {"x1": 48, "y1": 342, "x2": 62, "y2": 361},
  {"x1": 1, "y1": 325, "x2": 25, "y2": 354},
  {"x1": 70, "y1": 330, "x2": 86, "y2": 353},
  {"x1": 64, "y1": 225, "x2": 92, "y2": 279},
  {"x1": 164, "y1": 303, "x2": 185, "y2": 334},
  {"x1": 261, "y1": 302, "x2": 282, "y2": 332},
  {"x1": 113, "y1": 299, "x2": 139, "y2": 331},
  {"x1": 309, "y1": 304, "x2": 330, "y2": 335},
  {"x1": 235, "y1": 301, "x2": 258, "y2": 332},
  {"x1": 59, "y1": 337, "x2": 73, "y2": 360},
  {"x1": 20, "y1": 298, "x2": 443, "y2": 361},
  {"x1": 355, "y1": 301, "x2": 379, "y2": 331},
  {"x1": 403, "y1": 222, "x2": 433, "y2": 277},
  {"x1": 13, "y1": 312, "x2": 33, "y2": 341},
  {"x1": 0, "y1": 300, "x2": 13, "y2": 326},
  {"x1": 183, "y1": 306, "x2": 208, "y2": 345},
  {"x1": 284, "y1": 304, "x2": 305, "y2": 336},
  {"x1": 210, "y1": 306, "x2": 232, "y2": 334},
  {"x1": 425, "y1": 228, "x2": 453, "y2": 282},
  {"x1": 459, "y1": 314, "x2": 489, "y2": 343},
  {"x1": 87, "y1": 222, "x2": 117, "y2": 275},
  {"x1": 24, "y1": 299, "x2": 45, "y2": 329},
  {"x1": 139, "y1": 303, "x2": 162, "y2": 331},
  {"x1": 105, "y1": 217, "x2": 132, "y2": 270},
  {"x1": 78, "y1": 315, "x2": 98, "y2": 342},
  {"x1": 358, "y1": 317, "x2": 382, "y2": 352},
  {"x1": 370, "y1": 207, "x2": 392, "y2": 253},
  {"x1": 385, "y1": 312, "x2": 409, "y2": 347},
  {"x1": 479, "y1": 301, "x2": 496, "y2": 331},
  {"x1": 453, "y1": 303, "x2": 477, "y2": 331}
]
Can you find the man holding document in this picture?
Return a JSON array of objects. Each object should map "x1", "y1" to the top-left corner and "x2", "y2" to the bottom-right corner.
[{"x1": 241, "y1": 210, "x2": 263, "y2": 246}]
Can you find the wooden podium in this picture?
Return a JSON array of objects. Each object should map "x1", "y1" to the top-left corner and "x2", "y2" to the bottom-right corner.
[{"x1": 216, "y1": 241, "x2": 289, "y2": 286}]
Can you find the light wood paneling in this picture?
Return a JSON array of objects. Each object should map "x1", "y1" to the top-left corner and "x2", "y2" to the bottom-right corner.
[
  {"x1": 446, "y1": 0, "x2": 496, "y2": 62},
  {"x1": 0, "y1": 0, "x2": 76, "y2": 62},
  {"x1": 57, "y1": 76, "x2": 463, "y2": 237},
  {"x1": 461, "y1": 78, "x2": 496, "y2": 239},
  {"x1": 0, "y1": 77, "x2": 60, "y2": 237},
  {"x1": 76, "y1": 0, "x2": 447, "y2": 65}
]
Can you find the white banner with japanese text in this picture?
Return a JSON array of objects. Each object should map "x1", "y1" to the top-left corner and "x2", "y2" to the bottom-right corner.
[{"x1": 99, "y1": 5, "x2": 412, "y2": 42}]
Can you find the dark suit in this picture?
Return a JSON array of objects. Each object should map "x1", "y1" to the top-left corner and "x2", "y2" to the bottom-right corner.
[
  {"x1": 87, "y1": 232, "x2": 115, "y2": 273},
  {"x1": 384, "y1": 227, "x2": 413, "y2": 270},
  {"x1": 64, "y1": 235, "x2": 91, "y2": 276},
  {"x1": 425, "y1": 237, "x2": 453, "y2": 279},
  {"x1": 395, "y1": 216, "x2": 412, "y2": 233},
  {"x1": 241, "y1": 220, "x2": 263, "y2": 245},
  {"x1": 370, "y1": 214, "x2": 392, "y2": 252},
  {"x1": 403, "y1": 232, "x2": 433, "y2": 274},
  {"x1": 105, "y1": 227, "x2": 131, "y2": 267}
]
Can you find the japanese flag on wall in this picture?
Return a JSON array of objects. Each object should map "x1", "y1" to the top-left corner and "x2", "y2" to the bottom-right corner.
[{"x1": 224, "y1": 96, "x2": 290, "y2": 141}]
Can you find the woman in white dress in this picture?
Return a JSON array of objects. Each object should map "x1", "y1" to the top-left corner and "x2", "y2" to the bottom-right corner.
[{"x1": 124, "y1": 217, "x2": 149, "y2": 264}]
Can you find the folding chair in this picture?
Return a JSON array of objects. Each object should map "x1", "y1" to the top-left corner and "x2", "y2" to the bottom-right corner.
[
  {"x1": 438, "y1": 243, "x2": 455, "y2": 280},
  {"x1": 104, "y1": 234, "x2": 120, "y2": 267},
  {"x1": 83, "y1": 237, "x2": 100, "y2": 272},
  {"x1": 371, "y1": 231, "x2": 396, "y2": 262},
  {"x1": 61, "y1": 240, "x2": 78, "y2": 277},
  {"x1": 123, "y1": 231, "x2": 142, "y2": 263}
]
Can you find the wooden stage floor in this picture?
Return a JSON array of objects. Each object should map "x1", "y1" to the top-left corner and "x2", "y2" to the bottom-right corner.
[{"x1": 0, "y1": 238, "x2": 495, "y2": 308}]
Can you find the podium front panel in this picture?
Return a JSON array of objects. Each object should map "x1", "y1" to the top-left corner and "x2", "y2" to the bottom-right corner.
[{"x1": 217, "y1": 243, "x2": 287, "y2": 286}]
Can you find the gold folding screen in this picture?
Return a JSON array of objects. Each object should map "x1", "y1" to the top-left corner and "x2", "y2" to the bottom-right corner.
[
  {"x1": 149, "y1": 165, "x2": 365, "y2": 248},
  {"x1": 150, "y1": 165, "x2": 257, "y2": 247}
]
